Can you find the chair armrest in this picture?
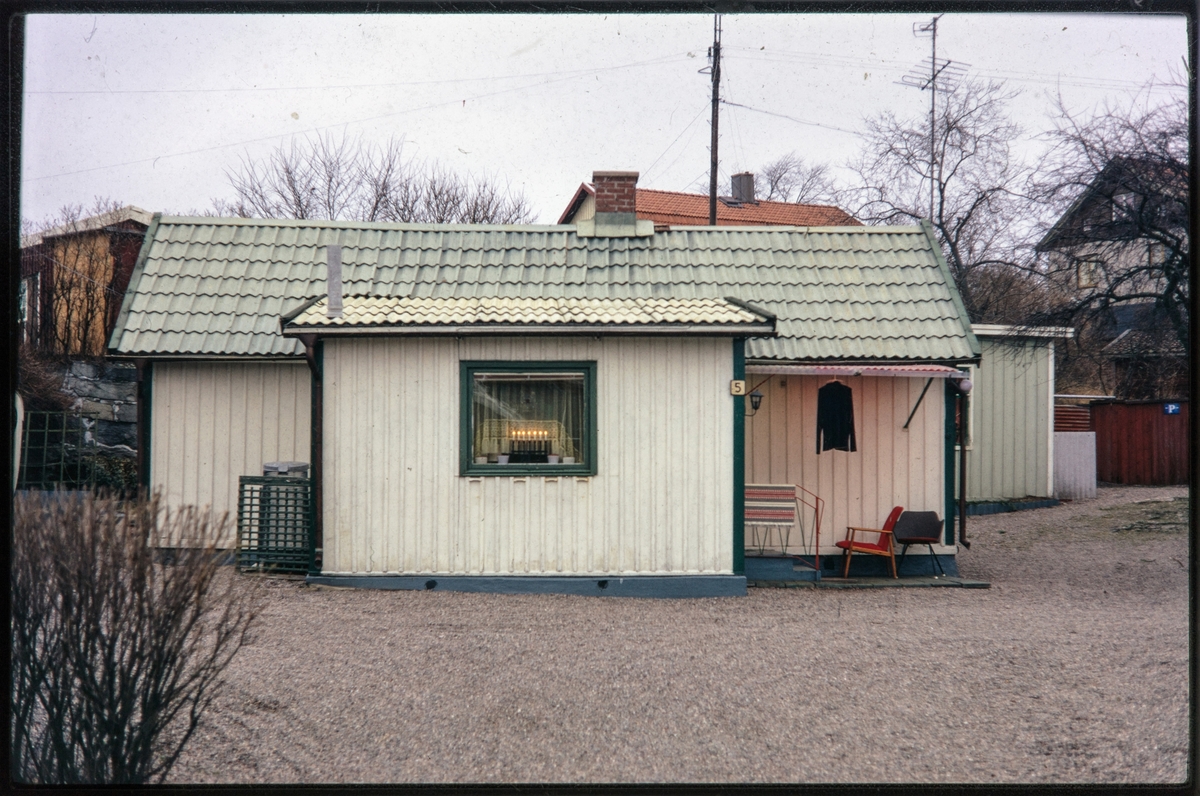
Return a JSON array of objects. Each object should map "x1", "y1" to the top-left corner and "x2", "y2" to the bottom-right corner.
[{"x1": 846, "y1": 526, "x2": 894, "y2": 535}]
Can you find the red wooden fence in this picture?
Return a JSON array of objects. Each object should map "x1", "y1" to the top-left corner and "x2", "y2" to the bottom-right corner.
[{"x1": 1092, "y1": 400, "x2": 1189, "y2": 485}]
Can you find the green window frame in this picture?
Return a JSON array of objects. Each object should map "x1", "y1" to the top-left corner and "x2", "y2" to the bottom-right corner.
[{"x1": 460, "y1": 360, "x2": 598, "y2": 477}]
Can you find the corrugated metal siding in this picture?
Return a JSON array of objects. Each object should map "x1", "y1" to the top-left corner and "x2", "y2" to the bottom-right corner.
[
  {"x1": 1054, "y1": 432, "x2": 1097, "y2": 499},
  {"x1": 744, "y1": 374, "x2": 947, "y2": 554},
  {"x1": 1093, "y1": 401, "x2": 1190, "y2": 485},
  {"x1": 969, "y1": 337, "x2": 1054, "y2": 500},
  {"x1": 321, "y1": 336, "x2": 733, "y2": 575},
  {"x1": 1054, "y1": 405, "x2": 1092, "y2": 432},
  {"x1": 151, "y1": 361, "x2": 311, "y2": 544}
]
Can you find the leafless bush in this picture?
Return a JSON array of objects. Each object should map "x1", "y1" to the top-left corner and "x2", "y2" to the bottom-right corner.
[
  {"x1": 17, "y1": 344, "x2": 71, "y2": 411},
  {"x1": 11, "y1": 491, "x2": 260, "y2": 784}
]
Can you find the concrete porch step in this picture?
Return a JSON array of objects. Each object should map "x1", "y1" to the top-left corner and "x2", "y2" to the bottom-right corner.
[{"x1": 748, "y1": 575, "x2": 990, "y2": 589}]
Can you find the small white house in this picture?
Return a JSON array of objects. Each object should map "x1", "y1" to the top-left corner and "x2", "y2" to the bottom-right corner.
[{"x1": 110, "y1": 171, "x2": 979, "y2": 596}]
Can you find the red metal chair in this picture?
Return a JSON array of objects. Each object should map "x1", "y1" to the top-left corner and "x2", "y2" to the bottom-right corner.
[{"x1": 835, "y1": 506, "x2": 903, "y2": 578}]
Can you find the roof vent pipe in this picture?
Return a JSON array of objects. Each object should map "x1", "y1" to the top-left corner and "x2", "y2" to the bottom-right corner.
[
  {"x1": 732, "y1": 172, "x2": 755, "y2": 203},
  {"x1": 326, "y1": 244, "x2": 343, "y2": 319}
]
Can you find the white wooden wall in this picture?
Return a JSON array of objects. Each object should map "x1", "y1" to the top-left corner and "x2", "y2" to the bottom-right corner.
[
  {"x1": 151, "y1": 361, "x2": 311, "y2": 544},
  {"x1": 969, "y1": 336, "x2": 1054, "y2": 500},
  {"x1": 745, "y1": 374, "x2": 949, "y2": 555},
  {"x1": 321, "y1": 336, "x2": 734, "y2": 576}
]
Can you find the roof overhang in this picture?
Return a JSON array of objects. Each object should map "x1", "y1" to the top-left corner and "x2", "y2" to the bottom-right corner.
[
  {"x1": 747, "y1": 363, "x2": 968, "y2": 379},
  {"x1": 282, "y1": 295, "x2": 777, "y2": 338},
  {"x1": 971, "y1": 323, "x2": 1075, "y2": 339}
]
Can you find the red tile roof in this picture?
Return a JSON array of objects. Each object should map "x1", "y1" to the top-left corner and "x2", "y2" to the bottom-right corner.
[
  {"x1": 635, "y1": 188, "x2": 860, "y2": 227},
  {"x1": 558, "y1": 183, "x2": 860, "y2": 227}
]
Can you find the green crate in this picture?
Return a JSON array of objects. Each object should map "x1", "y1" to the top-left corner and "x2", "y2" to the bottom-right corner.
[{"x1": 237, "y1": 475, "x2": 315, "y2": 574}]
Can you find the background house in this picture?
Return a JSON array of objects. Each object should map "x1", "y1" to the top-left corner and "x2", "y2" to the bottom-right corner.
[
  {"x1": 21, "y1": 206, "x2": 153, "y2": 355},
  {"x1": 558, "y1": 171, "x2": 860, "y2": 227},
  {"x1": 15, "y1": 206, "x2": 153, "y2": 489},
  {"x1": 1036, "y1": 157, "x2": 1188, "y2": 401}
]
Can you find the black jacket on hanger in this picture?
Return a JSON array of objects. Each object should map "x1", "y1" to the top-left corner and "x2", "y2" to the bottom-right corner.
[{"x1": 816, "y1": 380, "x2": 857, "y2": 453}]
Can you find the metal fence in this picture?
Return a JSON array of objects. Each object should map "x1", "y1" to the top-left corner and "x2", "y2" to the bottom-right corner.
[
  {"x1": 18, "y1": 411, "x2": 98, "y2": 490},
  {"x1": 17, "y1": 410, "x2": 139, "y2": 494},
  {"x1": 236, "y1": 475, "x2": 316, "y2": 574}
]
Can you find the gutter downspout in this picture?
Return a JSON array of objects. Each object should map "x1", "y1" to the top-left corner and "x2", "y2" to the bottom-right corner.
[
  {"x1": 958, "y1": 390, "x2": 970, "y2": 549},
  {"x1": 135, "y1": 358, "x2": 152, "y2": 494},
  {"x1": 300, "y1": 334, "x2": 323, "y2": 571},
  {"x1": 732, "y1": 337, "x2": 745, "y2": 576}
]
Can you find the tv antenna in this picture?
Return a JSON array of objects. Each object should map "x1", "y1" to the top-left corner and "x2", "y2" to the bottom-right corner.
[{"x1": 895, "y1": 16, "x2": 970, "y2": 223}]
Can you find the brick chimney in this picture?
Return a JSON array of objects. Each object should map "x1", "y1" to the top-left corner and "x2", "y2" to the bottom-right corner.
[{"x1": 592, "y1": 171, "x2": 639, "y2": 214}]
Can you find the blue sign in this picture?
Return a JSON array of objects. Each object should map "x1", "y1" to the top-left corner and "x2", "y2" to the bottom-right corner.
[{"x1": 1163, "y1": 403, "x2": 1181, "y2": 415}]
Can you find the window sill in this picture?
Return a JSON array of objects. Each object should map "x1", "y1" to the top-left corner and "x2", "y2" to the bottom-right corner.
[{"x1": 462, "y1": 464, "x2": 595, "y2": 478}]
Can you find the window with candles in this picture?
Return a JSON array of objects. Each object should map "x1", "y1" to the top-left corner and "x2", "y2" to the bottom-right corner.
[{"x1": 460, "y1": 361, "x2": 597, "y2": 475}]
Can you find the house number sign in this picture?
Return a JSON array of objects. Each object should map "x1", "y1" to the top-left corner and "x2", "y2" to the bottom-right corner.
[{"x1": 730, "y1": 380, "x2": 746, "y2": 395}]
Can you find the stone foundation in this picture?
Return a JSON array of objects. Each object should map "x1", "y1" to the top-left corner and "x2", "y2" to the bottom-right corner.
[{"x1": 61, "y1": 360, "x2": 138, "y2": 457}]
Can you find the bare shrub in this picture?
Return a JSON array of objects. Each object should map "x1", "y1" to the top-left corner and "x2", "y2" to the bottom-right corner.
[
  {"x1": 10, "y1": 491, "x2": 260, "y2": 784},
  {"x1": 17, "y1": 344, "x2": 71, "y2": 411}
]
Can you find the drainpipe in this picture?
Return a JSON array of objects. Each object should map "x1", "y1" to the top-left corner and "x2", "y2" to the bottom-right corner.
[
  {"x1": 956, "y1": 383, "x2": 971, "y2": 549},
  {"x1": 134, "y1": 358, "x2": 152, "y2": 495},
  {"x1": 300, "y1": 334, "x2": 322, "y2": 566},
  {"x1": 960, "y1": 391, "x2": 969, "y2": 547}
]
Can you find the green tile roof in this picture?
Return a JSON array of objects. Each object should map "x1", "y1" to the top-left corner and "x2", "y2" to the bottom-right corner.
[{"x1": 110, "y1": 215, "x2": 980, "y2": 362}]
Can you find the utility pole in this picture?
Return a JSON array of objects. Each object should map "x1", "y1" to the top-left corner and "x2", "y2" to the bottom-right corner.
[
  {"x1": 707, "y1": 14, "x2": 722, "y2": 225},
  {"x1": 897, "y1": 16, "x2": 967, "y2": 224}
]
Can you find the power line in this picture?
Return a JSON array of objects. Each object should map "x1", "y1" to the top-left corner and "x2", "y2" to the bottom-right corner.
[
  {"x1": 642, "y1": 103, "x2": 710, "y2": 182},
  {"x1": 718, "y1": 100, "x2": 862, "y2": 137},
  {"x1": 26, "y1": 53, "x2": 693, "y2": 96},
  {"x1": 24, "y1": 60, "x2": 690, "y2": 184},
  {"x1": 725, "y1": 48, "x2": 1179, "y2": 95}
]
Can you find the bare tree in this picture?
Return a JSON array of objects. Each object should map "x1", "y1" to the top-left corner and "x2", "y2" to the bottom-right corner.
[
  {"x1": 11, "y1": 491, "x2": 260, "y2": 784},
  {"x1": 221, "y1": 132, "x2": 535, "y2": 224},
  {"x1": 758, "y1": 153, "x2": 840, "y2": 204},
  {"x1": 842, "y1": 78, "x2": 1039, "y2": 324}
]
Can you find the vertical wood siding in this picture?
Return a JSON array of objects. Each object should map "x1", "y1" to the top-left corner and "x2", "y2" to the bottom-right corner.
[
  {"x1": 151, "y1": 361, "x2": 311, "y2": 543},
  {"x1": 969, "y1": 336, "x2": 1053, "y2": 500},
  {"x1": 744, "y1": 374, "x2": 948, "y2": 554},
  {"x1": 1054, "y1": 432, "x2": 1097, "y2": 498},
  {"x1": 321, "y1": 336, "x2": 733, "y2": 576},
  {"x1": 1093, "y1": 401, "x2": 1190, "y2": 485}
]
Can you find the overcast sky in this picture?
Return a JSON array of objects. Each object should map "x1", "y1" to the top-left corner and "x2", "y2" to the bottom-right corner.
[{"x1": 20, "y1": 12, "x2": 1188, "y2": 226}]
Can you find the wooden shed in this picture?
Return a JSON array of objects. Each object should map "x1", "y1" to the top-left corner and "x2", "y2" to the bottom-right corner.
[
  {"x1": 966, "y1": 325, "x2": 1072, "y2": 504},
  {"x1": 109, "y1": 173, "x2": 979, "y2": 595}
]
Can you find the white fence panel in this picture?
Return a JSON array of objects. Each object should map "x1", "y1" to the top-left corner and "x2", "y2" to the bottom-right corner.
[{"x1": 1054, "y1": 432, "x2": 1096, "y2": 499}]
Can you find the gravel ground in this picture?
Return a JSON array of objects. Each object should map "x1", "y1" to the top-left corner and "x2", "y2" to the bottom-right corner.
[{"x1": 171, "y1": 485, "x2": 1190, "y2": 784}]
